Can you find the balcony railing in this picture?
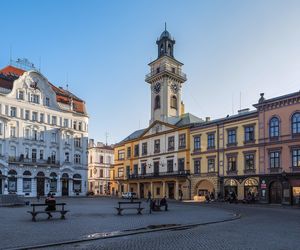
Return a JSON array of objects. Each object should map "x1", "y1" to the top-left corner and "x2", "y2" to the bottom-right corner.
[
  {"x1": 128, "y1": 170, "x2": 190, "y2": 179},
  {"x1": 8, "y1": 157, "x2": 60, "y2": 165},
  {"x1": 145, "y1": 66, "x2": 187, "y2": 81}
]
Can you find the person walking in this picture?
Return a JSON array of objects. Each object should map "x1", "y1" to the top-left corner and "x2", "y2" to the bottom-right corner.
[{"x1": 147, "y1": 190, "x2": 152, "y2": 202}]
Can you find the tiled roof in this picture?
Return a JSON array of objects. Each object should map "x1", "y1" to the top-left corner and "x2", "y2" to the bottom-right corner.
[
  {"x1": 0, "y1": 65, "x2": 86, "y2": 114},
  {"x1": 119, "y1": 128, "x2": 147, "y2": 144}
]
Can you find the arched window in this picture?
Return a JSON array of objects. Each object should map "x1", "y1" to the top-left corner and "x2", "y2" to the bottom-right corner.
[
  {"x1": 292, "y1": 112, "x2": 300, "y2": 135},
  {"x1": 8, "y1": 169, "x2": 17, "y2": 193},
  {"x1": 23, "y1": 170, "x2": 31, "y2": 176},
  {"x1": 73, "y1": 174, "x2": 82, "y2": 193},
  {"x1": 170, "y1": 95, "x2": 177, "y2": 109},
  {"x1": 269, "y1": 117, "x2": 279, "y2": 138},
  {"x1": 50, "y1": 172, "x2": 57, "y2": 192},
  {"x1": 154, "y1": 95, "x2": 160, "y2": 110}
]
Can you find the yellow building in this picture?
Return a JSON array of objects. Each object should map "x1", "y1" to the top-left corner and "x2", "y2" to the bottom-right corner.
[
  {"x1": 190, "y1": 109, "x2": 259, "y2": 201},
  {"x1": 110, "y1": 28, "x2": 202, "y2": 200}
]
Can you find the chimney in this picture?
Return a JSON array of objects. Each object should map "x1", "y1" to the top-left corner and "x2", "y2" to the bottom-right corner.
[
  {"x1": 205, "y1": 117, "x2": 210, "y2": 122},
  {"x1": 88, "y1": 139, "x2": 94, "y2": 147},
  {"x1": 180, "y1": 101, "x2": 185, "y2": 115}
]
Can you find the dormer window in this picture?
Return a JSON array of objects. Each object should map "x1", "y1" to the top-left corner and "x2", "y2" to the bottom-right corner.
[
  {"x1": 18, "y1": 91, "x2": 24, "y2": 100},
  {"x1": 30, "y1": 94, "x2": 40, "y2": 104},
  {"x1": 45, "y1": 97, "x2": 50, "y2": 107}
]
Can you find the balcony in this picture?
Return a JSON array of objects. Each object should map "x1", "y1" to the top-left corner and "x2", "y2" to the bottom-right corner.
[
  {"x1": 128, "y1": 170, "x2": 190, "y2": 179},
  {"x1": 226, "y1": 170, "x2": 238, "y2": 176},
  {"x1": 244, "y1": 169, "x2": 256, "y2": 174},
  {"x1": 8, "y1": 156, "x2": 60, "y2": 166},
  {"x1": 269, "y1": 167, "x2": 282, "y2": 173},
  {"x1": 145, "y1": 65, "x2": 187, "y2": 82}
]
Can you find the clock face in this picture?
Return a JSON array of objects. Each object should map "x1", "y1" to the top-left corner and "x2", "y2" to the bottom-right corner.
[
  {"x1": 153, "y1": 82, "x2": 161, "y2": 94},
  {"x1": 171, "y1": 82, "x2": 179, "y2": 93}
]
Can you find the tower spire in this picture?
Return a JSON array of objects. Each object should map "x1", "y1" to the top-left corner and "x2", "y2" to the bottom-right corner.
[{"x1": 165, "y1": 22, "x2": 167, "y2": 31}]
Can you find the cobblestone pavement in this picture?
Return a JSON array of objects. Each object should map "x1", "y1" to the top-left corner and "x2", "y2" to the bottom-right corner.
[
  {"x1": 0, "y1": 197, "x2": 234, "y2": 249},
  {"x1": 45, "y1": 203, "x2": 300, "y2": 250}
]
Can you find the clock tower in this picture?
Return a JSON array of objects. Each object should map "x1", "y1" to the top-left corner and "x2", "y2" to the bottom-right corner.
[{"x1": 145, "y1": 27, "x2": 187, "y2": 124}]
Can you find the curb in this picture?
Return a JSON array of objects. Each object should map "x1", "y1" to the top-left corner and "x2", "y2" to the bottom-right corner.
[{"x1": 7, "y1": 213, "x2": 241, "y2": 250}]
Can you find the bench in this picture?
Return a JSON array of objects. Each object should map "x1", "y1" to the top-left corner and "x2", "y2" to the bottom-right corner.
[
  {"x1": 115, "y1": 201, "x2": 144, "y2": 215},
  {"x1": 27, "y1": 203, "x2": 69, "y2": 222}
]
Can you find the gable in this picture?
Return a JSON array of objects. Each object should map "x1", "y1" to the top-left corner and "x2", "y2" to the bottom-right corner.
[{"x1": 141, "y1": 120, "x2": 177, "y2": 137}]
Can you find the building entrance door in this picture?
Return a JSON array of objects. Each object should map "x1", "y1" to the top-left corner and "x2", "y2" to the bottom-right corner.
[
  {"x1": 37, "y1": 178, "x2": 45, "y2": 196},
  {"x1": 140, "y1": 183, "x2": 144, "y2": 198},
  {"x1": 62, "y1": 179, "x2": 69, "y2": 196},
  {"x1": 154, "y1": 162, "x2": 159, "y2": 176},
  {"x1": 269, "y1": 181, "x2": 282, "y2": 204},
  {"x1": 168, "y1": 183, "x2": 174, "y2": 199}
]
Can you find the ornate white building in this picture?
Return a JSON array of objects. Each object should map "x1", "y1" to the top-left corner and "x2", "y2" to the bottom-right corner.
[
  {"x1": 0, "y1": 65, "x2": 88, "y2": 197},
  {"x1": 88, "y1": 139, "x2": 113, "y2": 195}
]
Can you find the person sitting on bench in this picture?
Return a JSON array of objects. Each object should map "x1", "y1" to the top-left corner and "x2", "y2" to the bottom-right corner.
[
  {"x1": 160, "y1": 196, "x2": 168, "y2": 211},
  {"x1": 45, "y1": 193, "x2": 56, "y2": 218}
]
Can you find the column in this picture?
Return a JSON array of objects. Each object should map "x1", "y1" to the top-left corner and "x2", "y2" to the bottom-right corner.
[
  {"x1": 137, "y1": 183, "x2": 140, "y2": 198},
  {"x1": 17, "y1": 176, "x2": 22, "y2": 195},
  {"x1": 162, "y1": 181, "x2": 166, "y2": 197},
  {"x1": 57, "y1": 176, "x2": 61, "y2": 196},
  {"x1": 69, "y1": 179, "x2": 73, "y2": 196},
  {"x1": 175, "y1": 180, "x2": 179, "y2": 200}
]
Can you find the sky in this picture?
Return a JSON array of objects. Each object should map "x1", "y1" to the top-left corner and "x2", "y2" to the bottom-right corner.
[{"x1": 1, "y1": 0, "x2": 300, "y2": 144}]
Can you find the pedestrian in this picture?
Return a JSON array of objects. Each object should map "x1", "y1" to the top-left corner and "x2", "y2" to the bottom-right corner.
[
  {"x1": 160, "y1": 196, "x2": 168, "y2": 211},
  {"x1": 45, "y1": 193, "x2": 56, "y2": 218},
  {"x1": 147, "y1": 190, "x2": 152, "y2": 202},
  {"x1": 179, "y1": 189, "x2": 183, "y2": 201}
]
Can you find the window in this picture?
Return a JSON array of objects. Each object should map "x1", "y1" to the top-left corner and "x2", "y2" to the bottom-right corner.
[
  {"x1": 10, "y1": 126, "x2": 16, "y2": 137},
  {"x1": 141, "y1": 163, "x2": 146, "y2": 175},
  {"x1": 208, "y1": 158, "x2": 215, "y2": 173},
  {"x1": 10, "y1": 107, "x2": 16, "y2": 117},
  {"x1": 269, "y1": 117, "x2": 279, "y2": 138},
  {"x1": 51, "y1": 151, "x2": 56, "y2": 163},
  {"x1": 118, "y1": 167, "x2": 124, "y2": 177},
  {"x1": 179, "y1": 134, "x2": 186, "y2": 149},
  {"x1": 194, "y1": 159, "x2": 201, "y2": 174},
  {"x1": 245, "y1": 154, "x2": 255, "y2": 170},
  {"x1": 40, "y1": 113, "x2": 44, "y2": 123},
  {"x1": 31, "y1": 94, "x2": 40, "y2": 104},
  {"x1": 133, "y1": 164, "x2": 138, "y2": 175},
  {"x1": 39, "y1": 131, "x2": 44, "y2": 141},
  {"x1": 292, "y1": 149, "x2": 300, "y2": 168},
  {"x1": 52, "y1": 116, "x2": 57, "y2": 125},
  {"x1": 0, "y1": 122, "x2": 3, "y2": 135},
  {"x1": 74, "y1": 154, "x2": 81, "y2": 164},
  {"x1": 78, "y1": 122, "x2": 82, "y2": 131},
  {"x1": 33, "y1": 130, "x2": 38, "y2": 141},
  {"x1": 270, "y1": 151, "x2": 280, "y2": 168},
  {"x1": 23, "y1": 177, "x2": 31, "y2": 192},
  {"x1": 127, "y1": 147, "x2": 131, "y2": 158},
  {"x1": 32, "y1": 112, "x2": 37, "y2": 121},
  {"x1": 74, "y1": 138, "x2": 81, "y2": 147},
  {"x1": 228, "y1": 129, "x2": 237, "y2": 145},
  {"x1": 73, "y1": 121, "x2": 77, "y2": 130},
  {"x1": 25, "y1": 128, "x2": 30, "y2": 139},
  {"x1": 134, "y1": 144, "x2": 139, "y2": 157},
  {"x1": 292, "y1": 113, "x2": 300, "y2": 135},
  {"x1": 194, "y1": 136, "x2": 201, "y2": 151},
  {"x1": 154, "y1": 95, "x2": 160, "y2": 109},
  {"x1": 63, "y1": 119, "x2": 68, "y2": 127},
  {"x1": 207, "y1": 133, "x2": 215, "y2": 149},
  {"x1": 118, "y1": 150, "x2": 125, "y2": 160},
  {"x1": 51, "y1": 132, "x2": 57, "y2": 143},
  {"x1": 170, "y1": 95, "x2": 177, "y2": 109},
  {"x1": 99, "y1": 169, "x2": 104, "y2": 178},
  {"x1": 178, "y1": 158, "x2": 185, "y2": 171},
  {"x1": 167, "y1": 159, "x2": 174, "y2": 172},
  {"x1": 100, "y1": 155, "x2": 104, "y2": 163},
  {"x1": 18, "y1": 90, "x2": 24, "y2": 100},
  {"x1": 227, "y1": 156, "x2": 237, "y2": 172},
  {"x1": 45, "y1": 97, "x2": 50, "y2": 107},
  {"x1": 245, "y1": 126, "x2": 255, "y2": 142},
  {"x1": 39, "y1": 150, "x2": 44, "y2": 160},
  {"x1": 65, "y1": 152, "x2": 70, "y2": 162},
  {"x1": 168, "y1": 136, "x2": 175, "y2": 151},
  {"x1": 32, "y1": 149, "x2": 37, "y2": 162},
  {"x1": 142, "y1": 142, "x2": 147, "y2": 156},
  {"x1": 154, "y1": 139, "x2": 160, "y2": 153},
  {"x1": 10, "y1": 146, "x2": 16, "y2": 158},
  {"x1": 25, "y1": 110, "x2": 30, "y2": 120}
]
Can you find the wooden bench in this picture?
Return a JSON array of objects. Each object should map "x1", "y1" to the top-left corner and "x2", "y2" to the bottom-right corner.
[
  {"x1": 115, "y1": 201, "x2": 144, "y2": 215},
  {"x1": 27, "y1": 203, "x2": 69, "y2": 222}
]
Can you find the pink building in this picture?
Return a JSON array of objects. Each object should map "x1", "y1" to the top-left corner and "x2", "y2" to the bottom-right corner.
[{"x1": 255, "y1": 92, "x2": 300, "y2": 205}]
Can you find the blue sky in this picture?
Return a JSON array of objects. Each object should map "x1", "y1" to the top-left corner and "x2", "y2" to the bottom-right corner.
[{"x1": 1, "y1": 0, "x2": 300, "y2": 144}]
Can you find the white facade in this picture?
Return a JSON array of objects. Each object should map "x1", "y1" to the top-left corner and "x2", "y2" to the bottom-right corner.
[
  {"x1": 0, "y1": 68, "x2": 88, "y2": 197},
  {"x1": 88, "y1": 140, "x2": 113, "y2": 195}
]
